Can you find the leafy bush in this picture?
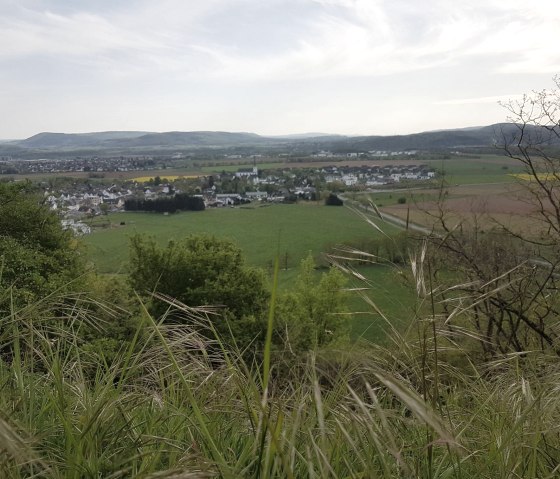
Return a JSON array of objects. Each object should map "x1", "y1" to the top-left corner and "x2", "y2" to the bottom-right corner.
[
  {"x1": 325, "y1": 193, "x2": 343, "y2": 206},
  {"x1": 0, "y1": 182, "x2": 85, "y2": 306},
  {"x1": 274, "y1": 255, "x2": 348, "y2": 352},
  {"x1": 128, "y1": 233, "x2": 269, "y2": 352},
  {"x1": 124, "y1": 193, "x2": 205, "y2": 213}
]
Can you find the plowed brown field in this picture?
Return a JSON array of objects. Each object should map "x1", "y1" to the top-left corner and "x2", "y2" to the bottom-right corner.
[{"x1": 381, "y1": 183, "x2": 551, "y2": 233}]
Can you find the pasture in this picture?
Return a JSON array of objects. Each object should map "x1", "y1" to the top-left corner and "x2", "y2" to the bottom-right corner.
[
  {"x1": 83, "y1": 203, "x2": 413, "y2": 341},
  {"x1": 424, "y1": 154, "x2": 524, "y2": 185},
  {"x1": 84, "y1": 203, "x2": 402, "y2": 273}
]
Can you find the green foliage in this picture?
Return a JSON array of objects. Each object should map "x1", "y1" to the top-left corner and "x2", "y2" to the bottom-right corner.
[
  {"x1": 84, "y1": 203, "x2": 401, "y2": 274},
  {"x1": 328, "y1": 231, "x2": 412, "y2": 266},
  {"x1": 0, "y1": 182, "x2": 143, "y2": 371},
  {"x1": 325, "y1": 192, "x2": 344, "y2": 206},
  {"x1": 0, "y1": 182, "x2": 84, "y2": 305},
  {"x1": 99, "y1": 202, "x2": 110, "y2": 215},
  {"x1": 128, "y1": 233, "x2": 269, "y2": 350},
  {"x1": 2, "y1": 278, "x2": 560, "y2": 477},
  {"x1": 78, "y1": 274, "x2": 141, "y2": 368},
  {"x1": 274, "y1": 255, "x2": 348, "y2": 352},
  {"x1": 124, "y1": 193, "x2": 205, "y2": 213}
]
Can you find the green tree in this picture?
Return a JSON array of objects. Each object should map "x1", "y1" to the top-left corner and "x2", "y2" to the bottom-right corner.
[
  {"x1": 274, "y1": 255, "x2": 348, "y2": 352},
  {"x1": 128, "y1": 234, "x2": 269, "y2": 350},
  {"x1": 325, "y1": 193, "x2": 343, "y2": 206},
  {"x1": 0, "y1": 182, "x2": 84, "y2": 305}
]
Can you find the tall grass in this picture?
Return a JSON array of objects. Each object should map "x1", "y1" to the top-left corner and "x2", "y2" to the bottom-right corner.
[{"x1": 2, "y1": 248, "x2": 560, "y2": 478}]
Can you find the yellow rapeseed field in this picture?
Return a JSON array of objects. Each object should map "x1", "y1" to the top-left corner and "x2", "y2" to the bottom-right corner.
[{"x1": 510, "y1": 173, "x2": 559, "y2": 182}]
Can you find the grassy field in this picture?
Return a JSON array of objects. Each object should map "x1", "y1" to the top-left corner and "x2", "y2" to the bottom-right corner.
[
  {"x1": 346, "y1": 265, "x2": 415, "y2": 341},
  {"x1": 83, "y1": 202, "x2": 413, "y2": 341},
  {"x1": 424, "y1": 154, "x2": 524, "y2": 185},
  {"x1": 84, "y1": 203, "x2": 400, "y2": 272}
]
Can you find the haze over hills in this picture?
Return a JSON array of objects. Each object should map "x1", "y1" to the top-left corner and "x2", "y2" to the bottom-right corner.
[
  {"x1": 1, "y1": 123, "x2": 557, "y2": 157},
  {"x1": 265, "y1": 132, "x2": 344, "y2": 140},
  {"x1": 17, "y1": 131, "x2": 151, "y2": 149},
  {"x1": 13, "y1": 131, "x2": 275, "y2": 150},
  {"x1": 319, "y1": 124, "x2": 519, "y2": 151}
]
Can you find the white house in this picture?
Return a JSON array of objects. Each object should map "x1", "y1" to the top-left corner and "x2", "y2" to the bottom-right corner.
[
  {"x1": 245, "y1": 191, "x2": 268, "y2": 200},
  {"x1": 341, "y1": 174, "x2": 358, "y2": 186},
  {"x1": 235, "y1": 167, "x2": 258, "y2": 178}
]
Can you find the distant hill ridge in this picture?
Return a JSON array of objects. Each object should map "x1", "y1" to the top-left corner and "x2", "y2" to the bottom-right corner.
[
  {"x1": 19, "y1": 131, "x2": 151, "y2": 148},
  {"x1": 6, "y1": 123, "x2": 559, "y2": 152},
  {"x1": 17, "y1": 131, "x2": 265, "y2": 149}
]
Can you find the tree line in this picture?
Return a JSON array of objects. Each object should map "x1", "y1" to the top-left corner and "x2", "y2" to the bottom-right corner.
[{"x1": 124, "y1": 193, "x2": 205, "y2": 213}]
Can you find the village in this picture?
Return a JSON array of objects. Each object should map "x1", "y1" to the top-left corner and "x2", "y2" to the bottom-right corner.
[
  {"x1": 41, "y1": 162, "x2": 436, "y2": 235},
  {"x1": 0, "y1": 155, "x2": 160, "y2": 175},
  {"x1": 1, "y1": 148, "x2": 421, "y2": 176}
]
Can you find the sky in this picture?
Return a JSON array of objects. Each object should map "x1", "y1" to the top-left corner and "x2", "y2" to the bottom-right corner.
[{"x1": 2, "y1": 0, "x2": 560, "y2": 139}]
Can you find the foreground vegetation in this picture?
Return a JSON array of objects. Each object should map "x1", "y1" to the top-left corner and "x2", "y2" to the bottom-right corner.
[
  {"x1": 2, "y1": 209, "x2": 560, "y2": 477},
  {"x1": 3, "y1": 263, "x2": 560, "y2": 478}
]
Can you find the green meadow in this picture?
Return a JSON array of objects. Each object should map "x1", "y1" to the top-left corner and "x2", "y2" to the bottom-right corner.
[
  {"x1": 83, "y1": 203, "x2": 413, "y2": 341},
  {"x1": 84, "y1": 203, "x2": 400, "y2": 273},
  {"x1": 425, "y1": 154, "x2": 524, "y2": 184}
]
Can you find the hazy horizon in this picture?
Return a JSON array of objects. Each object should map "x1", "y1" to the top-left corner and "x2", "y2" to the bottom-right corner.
[
  {"x1": 2, "y1": 0, "x2": 559, "y2": 139},
  {"x1": 2, "y1": 123, "x2": 499, "y2": 142}
]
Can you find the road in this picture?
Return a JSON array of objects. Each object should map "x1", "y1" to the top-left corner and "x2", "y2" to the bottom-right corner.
[{"x1": 377, "y1": 210, "x2": 433, "y2": 236}]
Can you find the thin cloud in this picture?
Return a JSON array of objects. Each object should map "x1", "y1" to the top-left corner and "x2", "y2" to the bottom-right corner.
[
  {"x1": 2, "y1": 0, "x2": 560, "y2": 80},
  {"x1": 1, "y1": 0, "x2": 560, "y2": 138}
]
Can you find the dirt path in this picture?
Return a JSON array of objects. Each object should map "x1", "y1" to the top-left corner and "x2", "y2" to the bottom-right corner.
[
  {"x1": 377, "y1": 210, "x2": 433, "y2": 235},
  {"x1": 340, "y1": 195, "x2": 433, "y2": 236}
]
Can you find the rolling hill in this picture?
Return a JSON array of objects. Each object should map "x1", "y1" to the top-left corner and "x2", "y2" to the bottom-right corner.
[{"x1": 2, "y1": 123, "x2": 557, "y2": 157}]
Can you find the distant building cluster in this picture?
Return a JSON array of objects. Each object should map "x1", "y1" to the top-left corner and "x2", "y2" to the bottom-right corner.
[
  {"x1": 312, "y1": 150, "x2": 417, "y2": 158},
  {"x1": 0, "y1": 156, "x2": 157, "y2": 175},
  {"x1": 321, "y1": 164, "x2": 435, "y2": 186},
  {"x1": 40, "y1": 161, "x2": 436, "y2": 235}
]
